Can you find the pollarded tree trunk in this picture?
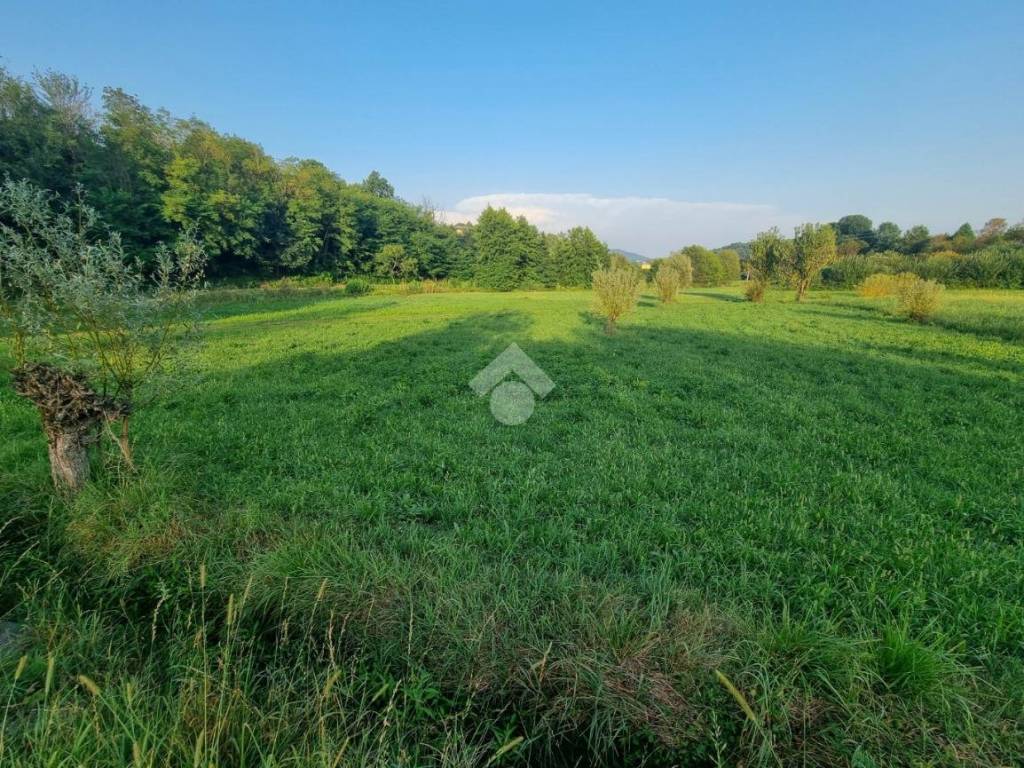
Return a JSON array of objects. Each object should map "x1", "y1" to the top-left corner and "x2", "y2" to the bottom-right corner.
[
  {"x1": 47, "y1": 428, "x2": 93, "y2": 493},
  {"x1": 12, "y1": 363, "x2": 122, "y2": 496}
]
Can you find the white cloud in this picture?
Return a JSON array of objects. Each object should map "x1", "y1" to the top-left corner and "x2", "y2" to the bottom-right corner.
[{"x1": 438, "y1": 192, "x2": 803, "y2": 257}]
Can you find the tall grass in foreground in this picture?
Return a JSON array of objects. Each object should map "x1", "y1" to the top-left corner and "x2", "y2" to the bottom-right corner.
[
  {"x1": 1, "y1": 543, "x2": 1012, "y2": 767},
  {"x1": 0, "y1": 566, "x2": 507, "y2": 767}
]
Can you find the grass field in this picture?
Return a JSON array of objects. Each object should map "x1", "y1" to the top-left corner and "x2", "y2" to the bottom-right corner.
[{"x1": 2, "y1": 285, "x2": 1023, "y2": 766}]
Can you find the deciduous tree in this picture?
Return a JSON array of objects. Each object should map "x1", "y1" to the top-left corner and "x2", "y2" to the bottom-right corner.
[
  {"x1": 788, "y1": 223, "x2": 836, "y2": 301},
  {"x1": 361, "y1": 170, "x2": 395, "y2": 199},
  {"x1": 746, "y1": 228, "x2": 791, "y2": 302}
]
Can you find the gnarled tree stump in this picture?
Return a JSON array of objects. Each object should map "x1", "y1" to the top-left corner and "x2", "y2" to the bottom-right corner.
[{"x1": 11, "y1": 363, "x2": 127, "y2": 494}]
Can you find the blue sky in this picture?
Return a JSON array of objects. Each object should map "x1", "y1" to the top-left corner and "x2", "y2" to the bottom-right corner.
[{"x1": 4, "y1": 0, "x2": 1023, "y2": 255}]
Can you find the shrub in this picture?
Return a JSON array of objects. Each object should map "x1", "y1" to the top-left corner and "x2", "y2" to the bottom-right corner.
[
  {"x1": 825, "y1": 245, "x2": 1024, "y2": 289},
  {"x1": 343, "y1": 277, "x2": 372, "y2": 296},
  {"x1": 744, "y1": 279, "x2": 767, "y2": 303},
  {"x1": 857, "y1": 273, "x2": 895, "y2": 298},
  {"x1": 260, "y1": 273, "x2": 334, "y2": 295},
  {"x1": 896, "y1": 277, "x2": 944, "y2": 321},
  {"x1": 663, "y1": 252, "x2": 693, "y2": 288},
  {"x1": 654, "y1": 266, "x2": 682, "y2": 303},
  {"x1": 961, "y1": 245, "x2": 1024, "y2": 287},
  {"x1": 919, "y1": 252, "x2": 956, "y2": 282},
  {"x1": 592, "y1": 268, "x2": 641, "y2": 333},
  {"x1": 821, "y1": 252, "x2": 915, "y2": 288},
  {"x1": 856, "y1": 272, "x2": 916, "y2": 298}
]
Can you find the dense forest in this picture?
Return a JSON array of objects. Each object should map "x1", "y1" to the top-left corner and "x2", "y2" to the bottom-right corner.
[
  {"x1": 0, "y1": 67, "x2": 611, "y2": 289},
  {"x1": 3, "y1": 67, "x2": 1022, "y2": 290}
]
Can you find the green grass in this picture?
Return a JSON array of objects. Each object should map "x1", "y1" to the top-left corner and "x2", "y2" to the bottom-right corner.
[{"x1": 2, "y1": 285, "x2": 1023, "y2": 766}]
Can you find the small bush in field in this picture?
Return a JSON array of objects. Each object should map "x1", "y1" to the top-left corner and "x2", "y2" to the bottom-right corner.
[
  {"x1": 744, "y1": 280, "x2": 767, "y2": 302},
  {"x1": 344, "y1": 278, "x2": 372, "y2": 296},
  {"x1": 664, "y1": 252, "x2": 693, "y2": 288},
  {"x1": 857, "y1": 273, "x2": 894, "y2": 298},
  {"x1": 896, "y1": 277, "x2": 944, "y2": 321},
  {"x1": 592, "y1": 268, "x2": 641, "y2": 333},
  {"x1": 857, "y1": 272, "x2": 917, "y2": 298},
  {"x1": 654, "y1": 266, "x2": 682, "y2": 303}
]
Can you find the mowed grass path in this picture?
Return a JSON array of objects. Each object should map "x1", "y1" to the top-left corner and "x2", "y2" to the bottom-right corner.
[{"x1": 2, "y1": 286, "x2": 1023, "y2": 764}]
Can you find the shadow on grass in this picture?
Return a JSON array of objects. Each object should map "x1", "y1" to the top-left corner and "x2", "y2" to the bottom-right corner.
[
  {"x1": 799, "y1": 304, "x2": 1024, "y2": 365},
  {"x1": 932, "y1": 313, "x2": 1024, "y2": 344},
  {"x1": 197, "y1": 290, "x2": 399, "y2": 323},
  {"x1": 682, "y1": 290, "x2": 746, "y2": 302}
]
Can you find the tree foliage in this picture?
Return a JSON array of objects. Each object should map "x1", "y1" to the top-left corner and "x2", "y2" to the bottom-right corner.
[
  {"x1": 788, "y1": 223, "x2": 837, "y2": 301},
  {"x1": 473, "y1": 208, "x2": 530, "y2": 291},
  {"x1": 746, "y1": 228, "x2": 792, "y2": 302},
  {"x1": 592, "y1": 268, "x2": 641, "y2": 333},
  {"x1": 0, "y1": 179, "x2": 204, "y2": 487},
  {"x1": 553, "y1": 227, "x2": 610, "y2": 287},
  {"x1": 663, "y1": 251, "x2": 693, "y2": 288},
  {"x1": 0, "y1": 65, "x2": 621, "y2": 291},
  {"x1": 681, "y1": 246, "x2": 725, "y2": 286}
]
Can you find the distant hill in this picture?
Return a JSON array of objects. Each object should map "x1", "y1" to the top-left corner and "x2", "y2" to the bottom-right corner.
[
  {"x1": 610, "y1": 248, "x2": 651, "y2": 264},
  {"x1": 716, "y1": 241, "x2": 751, "y2": 260}
]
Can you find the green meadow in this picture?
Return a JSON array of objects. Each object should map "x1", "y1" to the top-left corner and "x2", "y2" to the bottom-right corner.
[{"x1": 2, "y1": 286, "x2": 1023, "y2": 766}]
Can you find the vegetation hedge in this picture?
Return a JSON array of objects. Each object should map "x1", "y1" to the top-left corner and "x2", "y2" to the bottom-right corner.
[{"x1": 822, "y1": 244, "x2": 1024, "y2": 288}]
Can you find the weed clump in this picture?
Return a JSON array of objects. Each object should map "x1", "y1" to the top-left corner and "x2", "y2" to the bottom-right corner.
[
  {"x1": 895, "y1": 276, "x2": 944, "y2": 321},
  {"x1": 260, "y1": 274, "x2": 335, "y2": 295},
  {"x1": 856, "y1": 272, "x2": 915, "y2": 298},
  {"x1": 343, "y1": 277, "x2": 372, "y2": 296},
  {"x1": 875, "y1": 627, "x2": 960, "y2": 705},
  {"x1": 744, "y1": 280, "x2": 767, "y2": 302}
]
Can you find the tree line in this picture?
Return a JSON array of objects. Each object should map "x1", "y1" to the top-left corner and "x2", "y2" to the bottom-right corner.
[
  {"x1": 827, "y1": 213, "x2": 1023, "y2": 257},
  {"x1": 5, "y1": 67, "x2": 1021, "y2": 293},
  {"x1": 816, "y1": 214, "x2": 1024, "y2": 289},
  {"x1": 0, "y1": 67, "x2": 613, "y2": 288}
]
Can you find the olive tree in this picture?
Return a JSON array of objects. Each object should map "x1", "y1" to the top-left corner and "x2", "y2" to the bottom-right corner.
[{"x1": 0, "y1": 180, "x2": 204, "y2": 492}]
